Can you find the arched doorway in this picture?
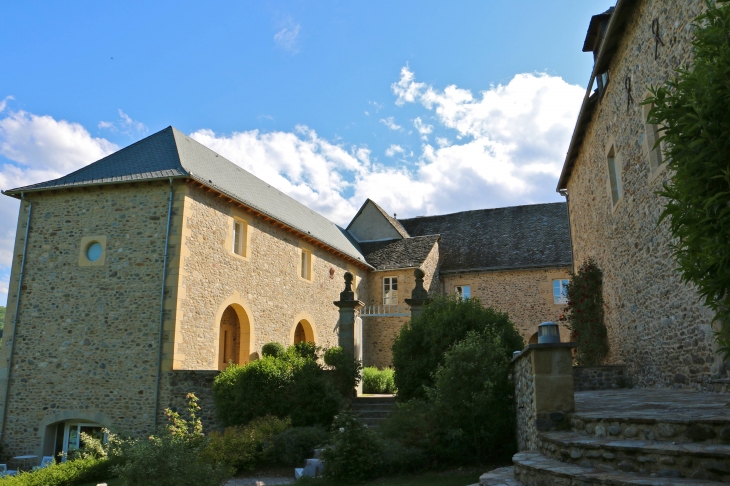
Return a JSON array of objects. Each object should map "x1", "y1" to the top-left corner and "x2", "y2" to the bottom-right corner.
[
  {"x1": 42, "y1": 419, "x2": 106, "y2": 462},
  {"x1": 528, "y1": 332, "x2": 539, "y2": 345},
  {"x1": 292, "y1": 318, "x2": 315, "y2": 345},
  {"x1": 218, "y1": 304, "x2": 252, "y2": 370}
]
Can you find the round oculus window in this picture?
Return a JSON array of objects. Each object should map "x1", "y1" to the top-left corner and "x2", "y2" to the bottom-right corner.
[{"x1": 86, "y1": 242, "x2": 103, "y2": 262}]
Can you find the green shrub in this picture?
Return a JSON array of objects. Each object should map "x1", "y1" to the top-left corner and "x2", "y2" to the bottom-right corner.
[
  {"x1": 559, "y1": 259, "x2": 608, "y2": 365},
  {"x1": 392, "y1": 295, "x2": 523, "y2": 401},
  {"x1": 202, "y1": 416, "x2": 290, "y2": 473},
  {"x1": 323, "y1": 346, "x2": 362, "y2": 397},
  {"x1": 213, "y1": 344, "x2": 344, "y2": 428},
  {"x1": 0, "y1": 457, "x2": 113, "y2": 486},
  {"x1": 267, "y1": 426, "x2": 328, "y2": 467},
  {"x1": 113, "y1": 393, "x2": 232, "y2": 486},
  {"x1": 261, "y1": 342, "x2": 285, "y2": 358},
  {"x1": 321, "y1": 412, "x2": 382, "y2": 483},
  {"x1": 362, "y1": 367, "x2": 396, "y2": 394},
  {"x1": 380, "y1": 399, "x2": 436, "y2": 452},
  {"x1": 646, "y1": 1, "x2": 730, "y2": 357},
  {"x1": 424, "y1": 330, "x2": 516, "y2": 463}
]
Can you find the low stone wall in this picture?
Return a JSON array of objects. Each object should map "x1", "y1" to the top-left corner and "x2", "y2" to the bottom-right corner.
[
  {"x1": 158, "y1": 370, "x2": 220, "y2": 432},
  {"x1": 513, "y1": 349, "x2": 537, "y2": 451},
  {"x1": 573, "y1": 365, "x2": 626, "y2": 391}
]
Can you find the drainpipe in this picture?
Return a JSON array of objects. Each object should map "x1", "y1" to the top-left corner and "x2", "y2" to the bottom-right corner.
[
  {"x1": 0, "y1": 193, "x2": 33, "y2": 441},
  {"x1": 559, "y1": 189, "x2": 575, "y2": 274},
  {"x1": 153, "y1": 179, "x2": 175, "y2": 430}
]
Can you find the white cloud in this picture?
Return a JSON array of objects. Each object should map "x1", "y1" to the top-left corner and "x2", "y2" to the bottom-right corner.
[
  {"x1": 98, "y1": 109, "x2": 148, "y2": 137},
  {"x1": 0, "y1": 96, "x2": 13, "y2": 113},
  {"x1": 274, "y1": 17, "x2": 301, "y2": 53},
  {"x1": 392, "y1": 65, "x2": 426, "y2": 106},
  {"x1": 413, "y1": 117, "x2": 433, "y2": 140},
  {"x1": 385, "y1": 144, "x2": 405, "y2": 157},
  {"x1": 379, "y1": 117, "x2": 401, "y2": 131}
]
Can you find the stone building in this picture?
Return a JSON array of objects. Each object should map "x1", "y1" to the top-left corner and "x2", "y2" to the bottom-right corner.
[
  {"x1": 557, "y1": 0, "x2": 719, "y2": 388},
  {"x1": 0, "y1": 126, "x2": 571, "y2": 457}
]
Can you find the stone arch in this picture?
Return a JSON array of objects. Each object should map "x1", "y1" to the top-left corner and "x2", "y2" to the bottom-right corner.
[
  {"x1": 37, "y1": 410, "x2": 113, "y2": 459},
  {"x1": 291, "y1": 311, "x2": 318, "y2": 345},
  {"x1": 214, "y1": 292, "x2": 255, "y2": 369},
  {"x1": 528, "y1": 332, "x2": 539, "y2": 345}
]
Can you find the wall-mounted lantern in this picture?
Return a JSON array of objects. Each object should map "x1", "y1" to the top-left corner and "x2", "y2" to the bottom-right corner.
[{"x1": 537, "y1": 321, "x2": 561, "y2": 344}]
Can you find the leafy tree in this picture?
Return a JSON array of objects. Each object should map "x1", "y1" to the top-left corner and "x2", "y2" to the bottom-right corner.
[
  {"x1": 391, "y1": 295, "x2": 523, "y2": 401},
  {"x1": 0, "y1": 306, "x2": 5, "y2": 330},
  {"x1": 559, "y1": 259, "x2": 609, "y2": 365},
  {"x1": 646, "y1": 0, "x2": 730, "y2": 356}
]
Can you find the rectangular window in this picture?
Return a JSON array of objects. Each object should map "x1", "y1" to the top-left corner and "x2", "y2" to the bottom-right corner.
[
  {"x1": 232, "y1": 220, "x2": 246, "y2": 256},
  {"x1": 383, "y1": 277, "x2": 398, "y2": 305},
  {"x1": 553, "y1": 279, "x2": 569, "y2": 305},
  {"x1": 455, "y1": 285, "x2": 470, "y2": 299},
  {"x1": 643, "y1": 102, "x2": 664, "y2": 172},
  {"x1": 300, "y1": 249, "x2": 311, "y2": 280},
  {"x1": 607, "y1": 149, "x2": 622, "y2": 206}
]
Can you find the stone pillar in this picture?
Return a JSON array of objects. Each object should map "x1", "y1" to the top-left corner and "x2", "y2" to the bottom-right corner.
[
  {"x1": 404, "y1": 268, "x2": 431, "y2": 320},
  {"x1": 512, "y1": 343, "x2": 576, "y2": 451},
  {"x1": 333, "y1": 272, "x2": 364, "y2": 359}
]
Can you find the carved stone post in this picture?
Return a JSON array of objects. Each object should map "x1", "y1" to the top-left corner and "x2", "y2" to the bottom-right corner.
[
  {"x1": 334, "y1": 272, "x2": 364, "y2": 359},
  {"x1": 405, "y1": 268, "x2": 431, "y2": 320}
]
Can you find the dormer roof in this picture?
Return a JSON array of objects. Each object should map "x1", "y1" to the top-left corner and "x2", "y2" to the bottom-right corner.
[{"x1": 346, "y1": 199, "x2": 410, "y2": 242}]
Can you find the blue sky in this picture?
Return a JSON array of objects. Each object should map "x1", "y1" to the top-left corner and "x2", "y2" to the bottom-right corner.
[{"x1": 0, "y1": 0, "x2": 614, "y2": 304}]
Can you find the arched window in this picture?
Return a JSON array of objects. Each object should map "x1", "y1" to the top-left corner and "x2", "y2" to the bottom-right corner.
[{"x1": 294, "y1": 323, "x2": 306, "y2": 344}]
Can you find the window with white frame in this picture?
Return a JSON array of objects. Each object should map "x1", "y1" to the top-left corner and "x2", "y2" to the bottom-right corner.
[
  {"x1": 383, "y1": 277, "x2": 398, "y2": 305},
  {"x1": 607, "y1": 147, "x2": 622, "y2": 206},
  {"x1": 232, "y1": 219, "x2": 247, "y2": 256},
  {"x1": 553, "y1": 279, "x2": 569, "y2": 305},
  {"x1": 300, "y1": 249, "x2": 312, "y2": 280},
  {"x1": 455, "y1": 285, "x2": 470, "y2": 299},
  {"x1": 642, "y1": 101, "x2": 664, "y2": 172}
]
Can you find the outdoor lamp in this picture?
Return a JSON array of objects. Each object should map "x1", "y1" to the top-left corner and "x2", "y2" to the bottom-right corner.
[{"x1": 537, "y1": 321, "x2": 561, "y2": 344}]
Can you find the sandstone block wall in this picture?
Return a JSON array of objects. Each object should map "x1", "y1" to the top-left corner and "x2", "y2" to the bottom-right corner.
[
  {"x1": 361, "y1": 243, "x2": 439, "y2": 368},
  {"x1": 0, "y1": 183, "x2": 173, "y2": 456},
  {"x1": 441, "y1": 267, "x2": 572, "y2": 344},
  {"x1": 565, "y1": 0, "x2": 717, "y2": 388},
  {"x1": 171, "y1": 184, "x2": 369, "y2": 370}
]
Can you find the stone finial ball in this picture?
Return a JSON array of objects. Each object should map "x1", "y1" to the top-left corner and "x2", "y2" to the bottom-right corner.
[
  {"x1": 344, "y1": 271, "x2": 354, "y2": 282},
  {"x1": 414, "y1": 268, "x2": 425, "y2": 279}
]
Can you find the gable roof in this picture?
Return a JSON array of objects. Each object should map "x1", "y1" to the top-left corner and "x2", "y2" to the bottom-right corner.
[
  {"x1": 346, "y1": 198, "x2": 410, "y2": 241},
  {"x1": 4, "y1": 126, "x2": 371, "y2": 268},
  {"x1": 359, "y1": 235, "x2": 439, "y2": 271},
  {"x1": 398, "y1": 203, "x2": 572, "y2": 274}
]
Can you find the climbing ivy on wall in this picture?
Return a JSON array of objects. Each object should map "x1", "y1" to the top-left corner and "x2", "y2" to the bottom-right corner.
[
  {"x1": 559, "y1": 259, "x2": 609, "y2": 366},
  {"x1": 646, "y1": 1, "x2": 730, "y2": 358}
]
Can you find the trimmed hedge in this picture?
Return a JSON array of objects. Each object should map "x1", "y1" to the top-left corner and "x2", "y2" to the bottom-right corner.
[{"x1": 0, "y1": 457, "x2": 114, "y2": 486}]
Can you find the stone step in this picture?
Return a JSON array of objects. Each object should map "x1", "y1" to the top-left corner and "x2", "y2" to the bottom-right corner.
[
  {"x1": 513, "y1": 450, "x2": 722, "y2": 485},
  {"x1": 479, "y1": 466, "x2": 521, "y2": 485},
  {"x1": 349, "y1": 409, "x2": 393, "y2": 418},
  {"x1": 353, "y1": 396, "x2": 396, "y2": 403},
  {"x1": 540, "y1": 431, "x2": 730, "y2": 481},
  {"x1": 570, "y1": 415, "x2": 730, "y2": 445}
]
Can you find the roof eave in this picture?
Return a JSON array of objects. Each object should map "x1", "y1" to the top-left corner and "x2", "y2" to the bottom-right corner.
[
  {"x1": 440, "y1": 262, "x2": 573, "y2": 276},
  {"x1": 2, "y1": 174, "x2": 190, "y2": 198},
  {"x1": 557, "y1": 0, "x2": 636, "y2": 192}
]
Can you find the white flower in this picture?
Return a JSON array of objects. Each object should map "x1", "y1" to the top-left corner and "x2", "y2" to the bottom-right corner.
[{"x1": 339, "y1": 427, "x2": 345, "y2": 433}]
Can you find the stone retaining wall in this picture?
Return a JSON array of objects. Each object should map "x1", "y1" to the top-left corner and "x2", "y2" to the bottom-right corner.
[
  {"x1": 573, "y1": 365, "x2": 627, "y2": 391},
  {"x1": 158, "y1": 370, "x2": 220, "y2": 432},
  {"x1": 513, "y1": 349, "x2": 537, "y2": 451}
]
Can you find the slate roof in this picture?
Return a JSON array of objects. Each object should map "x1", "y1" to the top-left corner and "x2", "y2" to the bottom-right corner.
[
  {"x1": 359, "y1": 235, "x2": 440, "y2": 271},
  {"x1": 398, "y1": 203, "x2": 572, "y2": 273},
  {"x1": 4, "y1": 126, "x2": 370, "y2": 267}
]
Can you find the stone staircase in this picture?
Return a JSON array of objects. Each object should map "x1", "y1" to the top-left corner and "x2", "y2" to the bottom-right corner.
[
  {"x1": 480, "y1": 388, "x2": 730, "y2": 485},
  {"x1": 350, "y1": 395, "x2": 396, "y2": 428}
]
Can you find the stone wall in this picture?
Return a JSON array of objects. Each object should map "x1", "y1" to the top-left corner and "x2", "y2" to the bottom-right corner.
[
  {"x1": 441, "y1": 267, "x2": 572, "y2": 344},
  {"x1": 513, "y1": 349, "x2": 537, "y2": 451},
  {"x1": 0, "y1": 183, "x2": 172, "y2": 456},
  {"x1": 170, "y1": 184, "x2": 369, "y2": 370},
  {"x1": 564, "y1": 0, "x2": 718, "y2": 388},
  {"x1": 158, "y1": 371, "x2": 220, "y2": 432},
  {"x1": 573, "y1": 365, "x2": 627, "y2": 391},
  {"x1": 361, "y1": 243, "x2": 439, "y2": 368}
]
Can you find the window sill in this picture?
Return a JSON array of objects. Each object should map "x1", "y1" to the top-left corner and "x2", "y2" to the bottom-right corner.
[{"x1": 229, "y1": 251, "x2": 250, "y2": 262}]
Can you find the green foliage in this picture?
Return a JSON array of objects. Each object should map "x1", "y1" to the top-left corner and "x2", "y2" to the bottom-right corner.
[
  {"x1": 112, "y1": 393, "x2": 231, "y2": 486},
  {"x1": 323, "y1": 346, "x2": 362, "y2": 397},
  {"x1": 0, "y1": 457, "x2": 113, "y2": 486},
  {"x1": 392, "y1": 296, "x2": 523, "y2": 401},
  {"x1": 261, "y1": 342, "x2": 285, "y2": 358},
  {"x1": 267, "y1": 425, "x2": 328, "y2": 467},
  {"x1": 0, "y1": 306, "x2": 5, "y2": 330},
  {"x1": 362, "y1": 367, "x2": 396, "y2": 394},
  {"x1": 424, "y1": 331, "x2": 516, "y2": 463},
  {"x1": 201, "y1": 416, "x2": 290, "y2": 473},
  {"x1": 321, "y1": 412, "x2": 383, "y2": 483},
  {"x1": 646, "y1": 1, "x2": 730, "y2": 357},
  {"x1": 213, "y1": 344, "x2": 344, "y2": 428},
  {"x1": 559, "y1": 259, "x2": 608, "y2": 365}
]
